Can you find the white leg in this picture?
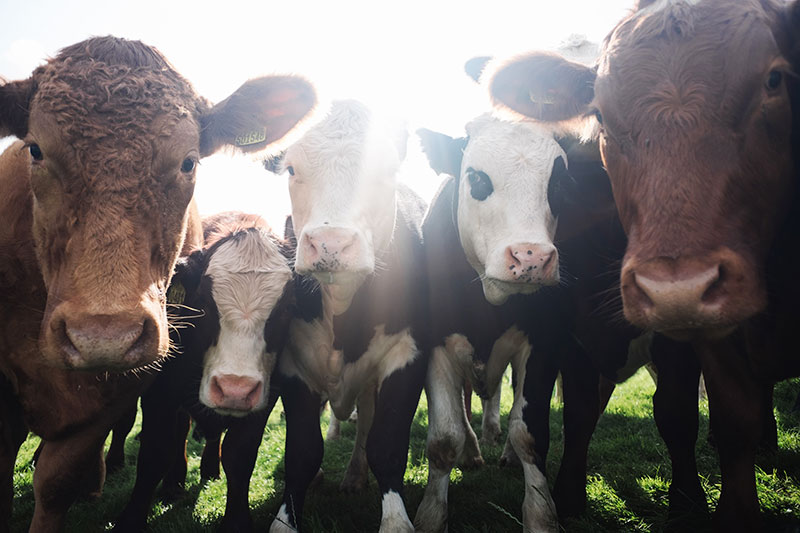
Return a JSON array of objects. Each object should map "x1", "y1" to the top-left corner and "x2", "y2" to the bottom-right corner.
[
  {"x1": 508, "y1": 350, "x2": 558, "y2": 533},
  {"x1": 379, "y1": 490, "x2": 414, "y2": 533},
  {"x1": 340, "y1": 385, "x2": 376, "y2": 492},
  {"x1": 325, "y1": 409, "x2": 341, "y2": 441},
  {"x1": 269, "y1": 503, "x2": 296, "y2": 532},
  {"x1": 414, "y1": 345, "x2": 467, "y2": 533},
  {"x1": 480, "y1": 386, "x2": 502, "y2": 447},
  {"x1": 458, "y1": 384, "x2": 484, "y2": 469}
]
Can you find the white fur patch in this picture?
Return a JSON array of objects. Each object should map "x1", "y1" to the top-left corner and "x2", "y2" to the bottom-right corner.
[
  {"x1": 379, "y1": 490, "x2": 414, "y2": 533},
  {"x1": 198, "y1": 230, "x2": 291, "y2": 412},
  {"x1": 458, "y1": 115, "x2": 564, "y2": 305},
  {"x1": 269, "y1": 503, "x2": 296, "y2": 532}
]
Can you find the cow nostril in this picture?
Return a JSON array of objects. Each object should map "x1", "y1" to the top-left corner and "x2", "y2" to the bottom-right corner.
[
  {"x1": 209, "y1": 376, "x2": 224, "y2": 404},
  {"x1": 701, "y1": 265, "x2": 724, "y2": 304},
  {"x1": 246, "y1": 381, "x2": 264, "y2": 407},
  {"x1": 505, "y1": 247, "x2": 522, "y2": 269},
  {"x1": 629, "y1": 273, "x2": 655, "y2": 310}
]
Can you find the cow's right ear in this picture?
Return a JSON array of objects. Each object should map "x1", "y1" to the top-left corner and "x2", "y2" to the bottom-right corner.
[
  {"x1": 0, "y1": 78, "x2": 35, "y2": 139},
  {"x1": 416, "y1": 128, "x2": 467, "y2": 178},
  {"x1": 489, "y1": 52, "x2": 596, "y2": 122},
  {"x1": 169, "y1": 249, "x2": 204, "y2": 305},
  {"x1": 464, "y1": 56, "x2": 492, "y2": 84},
  {"x1": 199, "y1": 75, "x2": 317, "y2": 157}
]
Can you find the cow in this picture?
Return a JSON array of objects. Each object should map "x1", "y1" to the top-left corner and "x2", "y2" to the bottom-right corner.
[
  {"x1": 413, "y1": 107, "x2": 646, "y2": 532},
  {"x1": 0, "y1": 36, "x2": 316, "y2": 531},
  {"x1": 114, "y1": 212, "x2": 296, "y2": 532},
  {"x1": 485, "y1": 0, "x2": 800, "y2": 529},
  {"x1": 270, "y1": 100, "x2": 428, "y2": 532}
]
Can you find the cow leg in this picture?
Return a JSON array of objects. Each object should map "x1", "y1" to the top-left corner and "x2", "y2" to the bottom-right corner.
[
  {"x1": 759, "y1": 384, "x2": 778, "y2": 453},
  {"x1": 0, "y1": 391, "x2": 27, "y2": 533},
  {"x1": 463, "y1": 380, "x2": 473, "y2": 424},
  {"x1": 114, "y1": 389, "x2": 181, "y2": 532},
  {"x1": 697, "y1": 338, "x2": 764, "y2": 532},
  {"x1": 340, "y1": 385, "x2": 376, "y2": 492},
  {"x1": 270, "y1": 376, "x2": 323, "y2": 533},
  {"x1": 516, "y1": 345, "x2": 560, "y2": 533},
  {"x1": 105, "y1": 404, "x2": 137, "y2": 474},
  {"x1": 219, "y1": 409, "x2": 271, "y2": 532},
  {"x1": 367, "y1": 352, "x2": 426, "y2": 533},
  {"x1": 480, "y1": 386, "x2": 502, "y2": 447},
  {"x1": 159, "y1": 410, "x2": 191, "y2": 502},
  {"x1": 325, "y1": 412, "x2": 342, "y2": 441},
  {"x1": 415, "y1": 345, "x2": 471, "y2": 533},
  {"x1": 200, "y1": 425, "x2": 223, "y2": 480},
  {"x1": 552, "y1": 347, "x2": 602, "y2": 519},
  {"x1": 650, "y1": 335, "x2": 708, "y2": 524},
  {"x1": 30, "y1": 429, "x2": 107, "y2": 532}
]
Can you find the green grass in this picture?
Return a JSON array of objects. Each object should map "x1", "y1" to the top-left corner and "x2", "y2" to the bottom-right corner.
[{"x1": 9, "y1": 369, "x2": 800, "y2": 532}]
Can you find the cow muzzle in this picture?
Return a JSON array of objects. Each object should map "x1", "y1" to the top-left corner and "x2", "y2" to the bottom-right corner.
[
  {"x1": 620, "y1": 248, "x2": 765, "y2": 339},
  {"x1": 202, "y1": 373, "x2": 266, "y2": 415},
  {"x1": 43, "y1": 306, "x2": 162, "y2": 370},
  {"x1": 295, "y1": 226, "x2": 372, "y2": 278}
]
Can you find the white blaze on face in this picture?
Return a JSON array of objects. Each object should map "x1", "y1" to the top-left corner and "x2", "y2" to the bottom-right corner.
[
  {"x1": 458, "y1": 115, "x2": 564, "y2": 305},
  {"x1": 286, "y1": 100, "x2": 404, "y2": 296},
  {"x1": 198, "y1": 229, "x2": 292, "y2": 415}
]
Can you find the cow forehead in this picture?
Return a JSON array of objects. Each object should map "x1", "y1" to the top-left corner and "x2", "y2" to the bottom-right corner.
[
  {"x1": 29, "y1": 59, "x2": 203, "y2": 174},
  {"x1": 285, "y1": 100, "x2": 401, "y2": 183},
  {"x1": 463, "y1": 116, "x2": 564, "y2": 180},
  {"x1": 597, "y1": 0, "x2": 781, "y2": 121},
  {"x1": 206, "y1": 229, "x2": 290, "y2": 277}
]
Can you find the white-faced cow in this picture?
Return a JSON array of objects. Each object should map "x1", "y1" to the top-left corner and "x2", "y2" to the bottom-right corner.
[
  {"x1": 486, "y1": 0, "x2": 800, "y2": 529},
  {"x1": 270, "y1": 100, "x2": 427, "y2": 532},
  {"x1": 0, "y1": 36, "x2": 315, "y2": 531},
  {"x1": 114, "y1": 212, "x2": 295, "y2": 532},
  {"x1": 414, "y1": 105, "x2": 648, "y2": 532}
]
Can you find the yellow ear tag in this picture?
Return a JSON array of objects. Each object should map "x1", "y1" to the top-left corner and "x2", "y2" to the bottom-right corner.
[
  {"x1": 235, "y1": 128, "x2": 268, "y2": 147},
  {"x1": 167, "y1": 282, "x2": 186, "y2": 305}
]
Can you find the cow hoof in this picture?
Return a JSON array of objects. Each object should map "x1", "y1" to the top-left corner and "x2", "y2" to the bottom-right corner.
[
  {"x1": 159, "y1": 483, "x2": 185, "y2": 503},
  {"x1": 200, "y1": 463, "x2": 221, "y2": 480},
  {"x1": 480, "y1": 425, "x2": 502, "y2": 447}
]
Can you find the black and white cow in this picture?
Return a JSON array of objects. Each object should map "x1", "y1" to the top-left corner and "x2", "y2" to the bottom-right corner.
[
  {"x1": 270, "y1": 100, "x2": 428, "y2": 532},
  {"x1": 115, "y1": 212, "x2": 295, "y2": 532},
  {"x1": 414, "y1": 104, "x2": 646, "y2": 531}
]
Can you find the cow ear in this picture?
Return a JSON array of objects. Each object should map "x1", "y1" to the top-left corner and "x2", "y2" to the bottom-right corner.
[
  {"x1": 417, "y1": 128, "x2": 467, "y2": 178},
  {"x1": 169, "y1": 248, "x2": 204, "y2": 305},
  {"x1": 465, "y1": 56, "x2": 492, "y2": 84},
  {"x1": 0, "y1": 78, "x2": 35, "y2": 139},
  {"x1": 489, "y1": 52, "x2": 596, "y2": 122},
  {"x1": 199, "y1": 75, "x2": 317, "y2": 157}
]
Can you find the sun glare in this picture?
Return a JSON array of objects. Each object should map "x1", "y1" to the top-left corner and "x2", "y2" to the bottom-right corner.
[{"x1": 1, "y1": 0, "x2": 632, "y2": 231}]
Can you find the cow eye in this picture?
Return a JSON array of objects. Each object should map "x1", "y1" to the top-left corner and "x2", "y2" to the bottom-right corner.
[
  {"x1": 766, "y1": 70, "x2": 783, "y2": 91},
  {"x1": 466, "y1": 168, "x2": 493, "y2": 201},
  {"x1": 286, "y1": 165, "x2": 295, "y2": 176},
  {"x1": 180, "y1": 157, "x2": 196, "y2": 173},
  {"x1": 29, "y1": 143, "x2": 43, "y2": 161},
  {"x1": 593, "y1": 109, "x2": 604, "y2": 126}
]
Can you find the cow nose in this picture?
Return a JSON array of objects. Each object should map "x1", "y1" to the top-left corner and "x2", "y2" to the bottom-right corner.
[
  {"x1": 505, "y1": 242, "x2": 558, "y2": 282},
  {"x1": 207, "y1": 374, "x2": 264, "y2": 412},
  {"x1": 299, "y1": 227, "x2": 360, "y2": 271},
  {"x1": 55, "y1": 313, "x2": 157, "y2": 370},
  {"x1": 622, "y1": 258, "x2": 724, "y2": 331}
]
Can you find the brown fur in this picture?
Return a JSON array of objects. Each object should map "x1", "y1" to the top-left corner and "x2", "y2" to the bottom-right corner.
[{"x1": 0, "y1": 36, "x2": 316, "y2": 530}]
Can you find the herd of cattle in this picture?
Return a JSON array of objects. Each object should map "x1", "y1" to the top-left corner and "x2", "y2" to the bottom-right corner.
[{"x1": 1, "y1": 0, "x2": 799, "y2": 531}]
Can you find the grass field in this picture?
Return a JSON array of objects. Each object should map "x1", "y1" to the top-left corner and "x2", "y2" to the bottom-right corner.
[{"x1": 9, "y1": 369, "x2": 800, "y2": 532}]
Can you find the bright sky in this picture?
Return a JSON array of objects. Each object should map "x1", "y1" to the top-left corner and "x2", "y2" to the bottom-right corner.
[{"x1": 1, "y1": 0, "x2": 632, "y2": 231}]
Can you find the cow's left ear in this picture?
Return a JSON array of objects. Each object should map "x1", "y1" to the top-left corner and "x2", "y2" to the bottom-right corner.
[
  {"x1": 489, "y1": 52, "x2": 596, "y2": 122},
  {"x1": 0, "y1": 78, "x2": 35, "y2": 139},
  {"x1": 169, "y1": 248, "x2": 204, "y2": 305},
  {"x1": 199, "y1": 75, "x2": 317, "y2": 157}
]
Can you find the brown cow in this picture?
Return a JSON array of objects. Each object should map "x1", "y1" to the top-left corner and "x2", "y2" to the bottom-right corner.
[
  {"x1": 0, "y1": 36, "x2": 315, "y2": 531},
  {"x1": 487, "y1": 0, "x2": 800, "y2": 530}
]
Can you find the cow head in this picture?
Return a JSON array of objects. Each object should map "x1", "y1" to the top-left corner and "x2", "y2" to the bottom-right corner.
[
  {"x1": 488, "y1": 0, "x2": 800, "y2": 340},
  {"x1": 0, "y1": 36, "x2": 316, "y2": 370},
  {"x1": 171, "y1": 213, "x2": 295, "y2": 415},
  {"x1": 284, "y1": 100, "x2": 407, "y2": 307},
  {"x1": 417, "y1": 115, "x2": 570, "y2": 305}
]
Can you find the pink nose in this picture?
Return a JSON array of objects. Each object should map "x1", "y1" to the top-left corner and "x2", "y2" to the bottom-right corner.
[
  {"x1": 207, "y1": 374, "x2": 263, "y2": 412},
  {"x1": 51, "y1": 311, "x2": 157, "y2": 370},
  {"x1": 504, "y1": 242, "x2": 558, "y2": 283},
  {"x1": 299, "y1": 227, "x2": 360, "y2": 271},
  {"x1": 620, "y1": 252, "x2": 744, "y2": 333}
]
